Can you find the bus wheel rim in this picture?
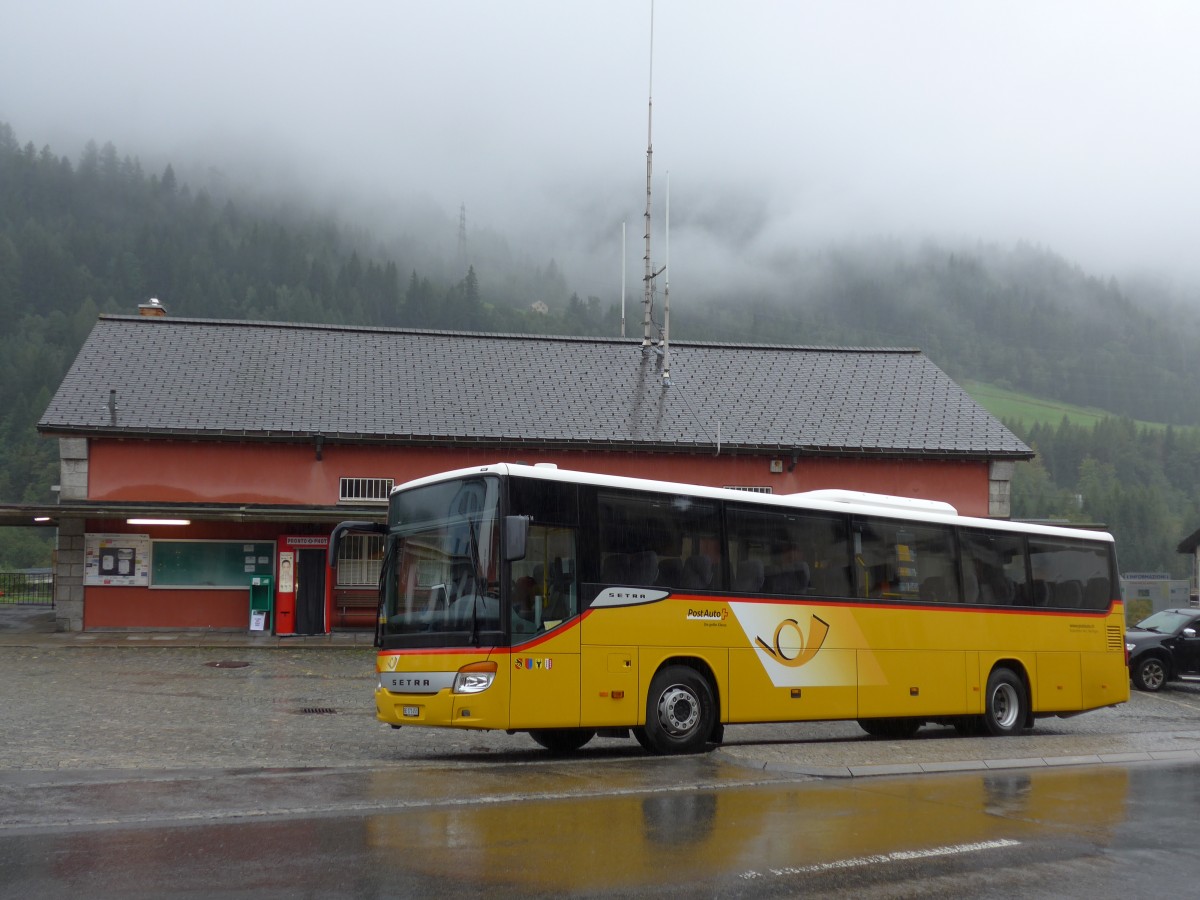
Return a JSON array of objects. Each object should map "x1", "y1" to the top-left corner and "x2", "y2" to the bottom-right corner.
[
  {"x1": 659, "y1": 685, "x2": 700, "y2": 734},
  {"x1": 991, "y1": 683, "x2": 1020, "y2": 729}
]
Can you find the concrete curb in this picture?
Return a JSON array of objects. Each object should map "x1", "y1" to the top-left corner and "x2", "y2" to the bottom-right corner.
[{"x1": 716, "y1": 745, "x2": 1200, "y2": 778}]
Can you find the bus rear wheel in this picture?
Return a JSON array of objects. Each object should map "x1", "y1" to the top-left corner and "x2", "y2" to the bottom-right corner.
[
  {"x1": 983, "y1": 667, "x2": 1028, "y2": 736},
  {"x1": 642, "y1": 665, "x2": 716, "y2": 755},
  {"x1": 529, "y1": 728, "x2": 596, "y2": 754}
]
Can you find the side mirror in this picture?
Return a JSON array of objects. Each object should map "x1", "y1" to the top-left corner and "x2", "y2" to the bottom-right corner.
[
  {"x1": 1184, "y1": 627, "x2": 1198, "y2": 639},
  {"x1": 328, "y1": 520, "x2": 386, "y2": 568},
  {"x1": 503, "y1": 515, "x2": 530, "y2": 562}
]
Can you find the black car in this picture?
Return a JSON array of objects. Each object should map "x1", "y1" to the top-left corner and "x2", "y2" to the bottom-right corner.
[{"x1": 1126, "y1": 608, "x2": 1200, "y2": 691}]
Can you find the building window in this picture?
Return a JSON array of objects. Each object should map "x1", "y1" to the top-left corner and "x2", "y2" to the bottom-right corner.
[
  {"x1": 336, "y1": 534, "x2": 384, "y2": 586},
  {"x1": 339, "y1": 477, "x2": 394, "y2": 503}
]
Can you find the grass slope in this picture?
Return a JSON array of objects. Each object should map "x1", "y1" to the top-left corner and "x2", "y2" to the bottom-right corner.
[{"x1": 961, "y1": 380, "x2": 1172, "y2": 431}]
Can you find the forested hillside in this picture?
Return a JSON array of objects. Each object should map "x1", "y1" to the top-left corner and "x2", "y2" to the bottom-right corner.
[{"x1": 2, "y1": 123, "x2": 1199, "y2": 574}]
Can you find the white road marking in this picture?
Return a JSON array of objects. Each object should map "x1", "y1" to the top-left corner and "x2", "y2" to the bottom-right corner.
[{"x1": 739, "y1": 838, "x2": 1021, "y2": 880}]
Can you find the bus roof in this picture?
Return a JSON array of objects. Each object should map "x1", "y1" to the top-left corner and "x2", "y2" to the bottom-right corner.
[{"x1": 392, "y1": 462, "x2": 1115, "y2": 544}]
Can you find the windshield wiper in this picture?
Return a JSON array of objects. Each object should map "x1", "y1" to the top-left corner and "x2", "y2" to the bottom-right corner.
[{"x1": 464, "y1": 514, "x2": 483, "y2": 647}]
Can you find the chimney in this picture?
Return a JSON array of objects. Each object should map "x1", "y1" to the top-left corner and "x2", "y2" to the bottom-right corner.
[{"x1": 138, "y1": 297, "x2": 167, "y2": 317}]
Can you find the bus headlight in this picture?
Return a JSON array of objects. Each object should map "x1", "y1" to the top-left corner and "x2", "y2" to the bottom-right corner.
[{"x1": 453, "y1": 661, "x2": 498, "y2": 694}]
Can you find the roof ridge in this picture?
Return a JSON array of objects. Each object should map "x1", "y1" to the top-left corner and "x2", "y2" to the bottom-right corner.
[{"x1": 95, "y1": 315, "x2": 921, "y2": 354}]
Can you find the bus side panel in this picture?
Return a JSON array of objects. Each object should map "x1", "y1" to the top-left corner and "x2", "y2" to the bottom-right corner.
[
  {"x1": 1081, "y1": 651, "x2": 1131, "y2": 710},
  {"x1": 858, "y1": 650, "x2": 969, "y2": 718},
  {"x1": 1033, "y1": 651, "x2": 1083, "y2": 712},
  {"x1": 726, "y1": 600, "x2": 863, "y2": 721},
  {"x1": 509, "y1": 627, "x2": 582, "y2": 729},
  {"x1": 728, "y1": 647, "x2": 858, "y2": 722},
  {"x1": 580, "y1": 644, "x2": 640, "y2": 726}
]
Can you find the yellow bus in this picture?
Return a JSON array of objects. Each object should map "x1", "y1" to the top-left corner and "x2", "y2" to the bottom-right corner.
[{"x1": 332, "y1": 463, "x2": 1128, "y2": 754}]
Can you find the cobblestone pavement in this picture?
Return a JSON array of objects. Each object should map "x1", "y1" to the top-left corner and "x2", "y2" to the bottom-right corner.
[{"x1": 5, "y1": 603, "x2": 1200, "y2": 776}]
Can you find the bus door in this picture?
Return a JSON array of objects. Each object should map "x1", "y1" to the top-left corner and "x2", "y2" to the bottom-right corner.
[{"x1": 508, "y1": 529, "x2": 583, "y2": 729}]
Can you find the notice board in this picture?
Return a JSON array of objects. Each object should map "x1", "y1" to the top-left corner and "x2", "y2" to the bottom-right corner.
[{"x1": 151, "y1": 541, "x2": 275, "y2": 589}]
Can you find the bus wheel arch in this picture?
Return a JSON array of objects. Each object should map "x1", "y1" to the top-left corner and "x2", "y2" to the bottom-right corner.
[
  {"x1": 983, "y1": 663, "x2": 1032, "y2": 736},
  {"x1": 638, "y1": 660, "x2": 719, "y2": 755}
]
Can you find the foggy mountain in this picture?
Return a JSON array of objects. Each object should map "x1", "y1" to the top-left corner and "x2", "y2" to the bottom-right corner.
[{"x1": 4, "y1": 121, "x2": 1200, "y2": 574}]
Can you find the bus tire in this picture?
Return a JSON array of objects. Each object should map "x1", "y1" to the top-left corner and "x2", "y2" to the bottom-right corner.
[
  {"x1": 857, "y1": 717, "x2": 920, "y2": 739},
  {"x1": 529, "y1": 728, "x2": 596, "y2": 754},
  {"x1": 1132, "y1": 655, "x2": 1167, "y2": 692},
  {"x1": 642, "y1": 665, "x2": 716, "y2": 755},
  {"x1": 983, "y1": 667, "x2": 1027, "y2": 736}
]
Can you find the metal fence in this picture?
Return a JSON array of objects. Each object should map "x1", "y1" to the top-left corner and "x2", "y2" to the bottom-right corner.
[{"x1": 0, "y1": 571, "x2": 54, "y2": 606}]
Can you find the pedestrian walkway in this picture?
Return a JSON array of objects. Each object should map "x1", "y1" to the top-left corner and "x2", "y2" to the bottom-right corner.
[{"x1": 0, "y1": 604, "x2": 374, "y2": 648}]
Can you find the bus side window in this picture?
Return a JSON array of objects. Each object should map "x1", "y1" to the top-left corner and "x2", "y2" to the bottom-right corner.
[
  {"x1": 507, "y1": 478, "x2": 580, "y2": 626},
  {"x1": 854, "y1": 517, "x2": 959, "y2": 603},
  {"x1": 960, "y1": 529, "x2": 1027, "y2": 607},
  {"x1": 1028, "y1": 538, "x2": 1114, "y2": 611},
  {"x1": 595, "y1": 489, "x2": 721, "y2": 594},
  {"x1": 727, "y1": 505, "x2": 850, "y2": 599}
]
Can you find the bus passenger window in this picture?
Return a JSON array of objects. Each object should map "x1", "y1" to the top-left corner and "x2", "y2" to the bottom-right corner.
[
  {"x1": 959, "y1": 529, "x2": 1027, "y2": 607},
  {"x1": 726, "y1": 505, "x2": 851, "y2": 599},
  {"x1": 1028, "y1": 538, "x2": 1114, "y2": 611},
  {"x1": 854, "y1": 517, "x2": 959, "y2": 603},
  {"x1": 595, "y1": 490, "x2": 721, "y2": 595}
]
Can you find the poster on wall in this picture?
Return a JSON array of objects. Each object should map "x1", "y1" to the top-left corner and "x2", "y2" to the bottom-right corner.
[{"x1": 85, "y1": 533, "x2": 152, "y2": 586}]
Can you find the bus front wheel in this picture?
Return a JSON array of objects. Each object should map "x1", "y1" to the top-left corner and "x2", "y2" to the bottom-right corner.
[
  {"x1": 983, "y1": 667, "x2": 1028, "y2": 736},
  {"x1": 529, "y1": 728, "x2": 596, "y2": 754},
  {"x1": 641, "y1": 665, "x2": 716, "y2": 755}
]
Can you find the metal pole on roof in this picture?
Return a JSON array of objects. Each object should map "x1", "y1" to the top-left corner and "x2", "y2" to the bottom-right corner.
[
  {"x1": 642, "y1": 0, "x2": 655, "y2": 347},
  {"x1": 662, "y1": 172, "x2": 671, "y2": 383},
  {"x1": 621, "y1": 221, "x2": 626, "y2": 338}
]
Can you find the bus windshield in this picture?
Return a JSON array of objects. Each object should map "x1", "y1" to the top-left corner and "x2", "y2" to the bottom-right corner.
[{"x1": 381, "y1": 476, "x2": 502, "y2": 645}]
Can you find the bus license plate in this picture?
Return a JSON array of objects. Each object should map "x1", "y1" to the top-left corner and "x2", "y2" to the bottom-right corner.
[{"x1": 402, "y1": 706, "x2": 419, "y2": 717}]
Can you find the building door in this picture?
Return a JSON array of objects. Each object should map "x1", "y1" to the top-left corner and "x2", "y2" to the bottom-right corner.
[{"x1": 295, "y1": 548, "x2": 327, "y2": 635}]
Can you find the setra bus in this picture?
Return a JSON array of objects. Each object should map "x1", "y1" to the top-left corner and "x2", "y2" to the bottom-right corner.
[{"x1": 330, "y1": 462, "x2": 1128, "y2": 754}]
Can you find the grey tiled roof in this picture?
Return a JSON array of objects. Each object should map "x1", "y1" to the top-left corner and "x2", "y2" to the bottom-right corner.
[{"x1": 38, "y1": 316, "x2": 1031, "y2": 458}]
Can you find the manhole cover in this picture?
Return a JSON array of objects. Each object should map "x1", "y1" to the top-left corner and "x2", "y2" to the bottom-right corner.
[
  {"x1": 299, "y1": 707, "x2": 337, "y2": 715},
  {"x1": 205, "y1": 660, "x2": 251, "y2": 668}
]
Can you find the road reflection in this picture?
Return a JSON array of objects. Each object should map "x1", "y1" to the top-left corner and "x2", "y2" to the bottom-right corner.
[{"x1": 363, "y1": 765, "x2": 1130, "y2": 894}]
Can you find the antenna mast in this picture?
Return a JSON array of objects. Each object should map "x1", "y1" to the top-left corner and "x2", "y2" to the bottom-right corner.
[
  {"x1": 642, "y1": 1, "x2": 656, "y2": 347},
  {"x1": 621, "y1": 221, "x2": 626, "y2": 338},
  {"x1": 662, "y1": 172, "x2": 671, "y2": 382},
  {"x1": 457, "y1": 202, "x2": 468, "y2": 270}
]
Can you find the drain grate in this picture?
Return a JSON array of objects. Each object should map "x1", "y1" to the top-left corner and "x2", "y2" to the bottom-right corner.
[
  {"x1": 205, "y1": 660, "x2": 251, "y2": 668},
  {"x1": 299, "y1": 707, "x2": 337, "y2": 715}
]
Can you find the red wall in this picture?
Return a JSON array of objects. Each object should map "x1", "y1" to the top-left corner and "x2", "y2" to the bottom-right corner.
[
  {"x1": 88, "y1": 440, "x2": 993, "y2": 515},
  {"x1": 83, "y1": 585, "x2": 249, "y2": 630},
  {"x1": 79, "y1": 440, "x2": 994, "y2": 630}
]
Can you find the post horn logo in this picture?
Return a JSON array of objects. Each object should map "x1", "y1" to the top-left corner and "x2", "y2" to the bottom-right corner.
[{"x1": 755, "y1": 615, "x2": 830, "y2": 668}]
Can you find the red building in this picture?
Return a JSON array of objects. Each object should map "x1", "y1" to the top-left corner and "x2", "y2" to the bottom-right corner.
[{"x1": 8, "y1": 308, "x2": 1031, "y2": 633}]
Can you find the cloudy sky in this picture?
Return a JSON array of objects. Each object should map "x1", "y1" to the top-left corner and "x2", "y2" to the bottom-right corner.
[{"x1": 3, "y1": 1, "x2": 1200, "y2": 294}]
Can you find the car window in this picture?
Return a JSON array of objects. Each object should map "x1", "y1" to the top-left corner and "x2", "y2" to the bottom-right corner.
[{"x1": 1136, "y1": 610, "x2": 1192, "y2": 634}]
